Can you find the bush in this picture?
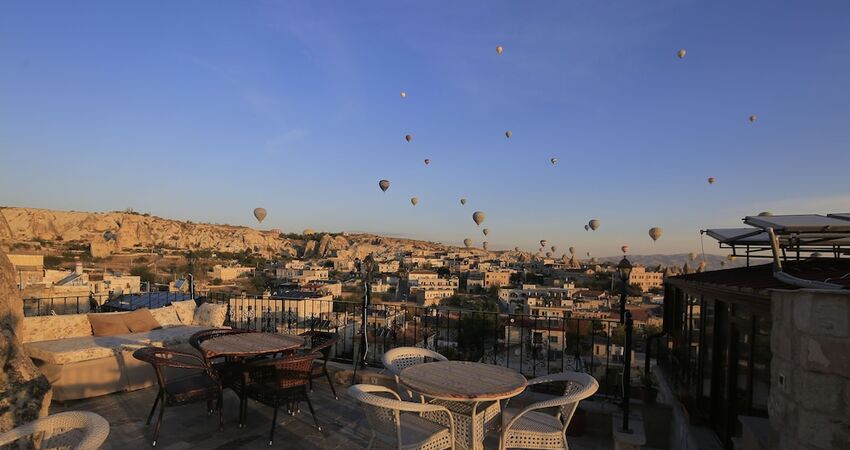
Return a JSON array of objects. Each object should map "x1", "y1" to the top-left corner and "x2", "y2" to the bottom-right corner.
[
  {"x1": 130, "y1": 265, "x2": 157, "y2": 284},
  {"x1": 211, "y1": 278, "x2": 222, "y2": 286}
]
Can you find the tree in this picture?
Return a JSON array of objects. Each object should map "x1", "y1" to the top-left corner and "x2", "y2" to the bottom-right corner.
[{"x1": 130, "y1": 265, "x2": 156, "y2": 284}]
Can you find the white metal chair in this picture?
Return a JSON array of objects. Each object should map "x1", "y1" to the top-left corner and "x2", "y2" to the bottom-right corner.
[
  {"x1": 349, "y1": 384, "x2": 455, "y2": 450},
  {"x1": 0, "y1": 411, "x2": 110, "y2": 450},
  {"x1": 498, "y1": 372, "x2": 599, "y2": 450},
  {"x1": 382, "y1": 347, "x2": 501, "y2": 450}
]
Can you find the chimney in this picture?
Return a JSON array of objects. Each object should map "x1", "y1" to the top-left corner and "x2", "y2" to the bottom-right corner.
[{"x1": 75, "y1": 261, "x2": 83, "y2": 275}]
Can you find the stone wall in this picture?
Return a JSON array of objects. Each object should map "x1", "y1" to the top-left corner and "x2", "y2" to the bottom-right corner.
[{"x1": 769, "y1": 289, "x2": 850, "y2": 449}]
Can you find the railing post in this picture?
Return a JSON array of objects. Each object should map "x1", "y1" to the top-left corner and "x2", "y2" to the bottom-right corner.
[{"x1": 621, "y1": 311, "x2": 634, "y2": 433}]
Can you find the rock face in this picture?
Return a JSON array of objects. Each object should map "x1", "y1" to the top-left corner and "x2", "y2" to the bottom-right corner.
[
  {"x1": 0, "y1": 250, "x2": 52, "y2": 433},
  {"x1": 0, "y1": 206, "x2": 466, "y2": 259}
]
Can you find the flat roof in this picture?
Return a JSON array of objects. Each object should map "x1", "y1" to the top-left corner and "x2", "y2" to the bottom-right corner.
[{"x1": 744, "y1": 214, "x2": 850, "y2": 233}]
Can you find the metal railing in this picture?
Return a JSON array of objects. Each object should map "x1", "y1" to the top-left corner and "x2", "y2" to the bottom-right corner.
[
  {"x1": 21, "y1": 291, "x2": 644, "y2": 399},
  {"x1": 22, "y1": 291, "x2": 194, "y2": 316}
]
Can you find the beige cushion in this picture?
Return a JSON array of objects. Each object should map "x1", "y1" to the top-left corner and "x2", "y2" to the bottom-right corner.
[
  {"x1": 149, "y1": 306, "x2": 182, "y2": 327},
  {"x1": 171, "y1": 300, "x2": 197, "y2": 325},
  {"x1": 88, "y1": 313, "x2": 131, "y2": 337},
  {"x1": 122, "y1": 308, "x2": 162, "y2": 333},
  {"x1": 192, "y1": 303, "x2": 227, "y2": 327},
  {"x1": 21, "y1": 314, "x2": 93, "y2": 343},
  {"x1": 25, "y1": 336, "x2": 123, "y2": 365},
  {"x1": 126, "y1": 326, "x2": 209, "y2": 347}
]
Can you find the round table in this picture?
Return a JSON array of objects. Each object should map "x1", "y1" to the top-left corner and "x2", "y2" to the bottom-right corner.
[
  {"x1": 199, "y1": 332, "x2": 305, "y2": 359},
  {"x1": 399, "y1": 361, "x2": 527, "y2": 450}
]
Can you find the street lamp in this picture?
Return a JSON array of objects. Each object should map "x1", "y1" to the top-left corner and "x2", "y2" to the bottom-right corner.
[{"x1": 617, "y1": 256, "x2": 632, "y2": 323}]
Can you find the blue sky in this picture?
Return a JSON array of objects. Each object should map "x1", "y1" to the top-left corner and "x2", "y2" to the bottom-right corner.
[{"x1": 2, "y1": 1, "x2": 849, "y2": 256}]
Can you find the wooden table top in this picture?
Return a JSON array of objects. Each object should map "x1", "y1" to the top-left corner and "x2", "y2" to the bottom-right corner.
[
  {"x1": 199, "y1": 332, "x2": 305, "y2": 358},
  {"x1": 399, "y1": 361, "x2": 527, "y2": 401}
]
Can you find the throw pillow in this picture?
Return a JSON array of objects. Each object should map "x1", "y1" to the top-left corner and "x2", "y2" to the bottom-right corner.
[
  {"x1": 171, "y1": 299, "x2": 198, "y2": 326},
  {"x1": 122, "y1": 308, "x2": 162, "y2": 333},
  {"x1": 88, "y1": 313, "x2": 131, "y2": 336},
  {"x1": 193, "y1": 302, "x2": 228, "y2": 328},
  {"x1": 149, "y1": 306, "x2": 182, "y2": 327}
]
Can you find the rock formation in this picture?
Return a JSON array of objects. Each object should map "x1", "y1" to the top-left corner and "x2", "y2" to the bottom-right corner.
[{"x1": 0, "y1": 249, "x2": 52, "y2": 432}]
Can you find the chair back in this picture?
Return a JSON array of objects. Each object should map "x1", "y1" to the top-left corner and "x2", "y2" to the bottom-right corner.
[
  {"x1": 0, "y1": 411, "x2": 110, "y2": 450},
  {"x1": 348, "y1": 384, "x2": 403, "y2": 445},
  {"x1": 381, "y1": 347, "x2": 447, "y2": 376},
  {"x1": 189, "y1": 328, "x2": 252, "y2": 362},
  {"x1": 525, "y1": 372, "x2": 599, "y2": 433},
  {"x1": 300, "y1": 330, "x2": 340, "y2": 359},
  {"x1": 132, "y1": 347, "x2": 214, "y2": 389},
  {"x1": 244, "y1": 352, "x2": 321, "y2": 389}
]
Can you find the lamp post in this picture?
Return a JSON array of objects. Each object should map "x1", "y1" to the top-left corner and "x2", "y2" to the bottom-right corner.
[{"x1": 617, "y1": 256, "x2": 632, "y2": 324}]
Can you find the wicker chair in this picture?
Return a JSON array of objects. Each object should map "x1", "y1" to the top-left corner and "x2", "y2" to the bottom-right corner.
[
  {"x1": 382, "y1": 347, "x2": 501, "y2": 450},
  {"x1": 189, "y1": 328, "x2": 253, "y2": 388},
  {"x1": 349, "y1": 384, "x2": 455, "y2": 450},
  {"x1": 0, "y1": 411, "x2": 109, "y2": 450},
  {"x1": 298, "y1": 330, "x2": 340, "y2": 399},
  {"x1": 240, "y1": 352, "x2": 323, "y2": 445},
  {"x1": 132, "y1": 347, "x2": 224, "y2": 447},
  {"x1": 498, "y1": 372, "x2": 599, "y2": 450}
]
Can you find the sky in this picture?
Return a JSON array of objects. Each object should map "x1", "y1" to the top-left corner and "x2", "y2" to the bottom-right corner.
[{"x1": 1, "y1": 1, "x2": 849, "y2": 256}]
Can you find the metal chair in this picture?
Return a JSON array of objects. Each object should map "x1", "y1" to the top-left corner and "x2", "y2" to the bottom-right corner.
[
  {"x1": 240, "y1": 352, "x2": 323, "y2": 445},
  {"x1": 349, "y1": 384, "x2": 455, "y2": 450},
  {"x1": 299, "y1": 330, "x2": 340, "y2": 399},
  {"x1": 0, "y1": 411, "x2": 109, "y2": 450},
  {"x1": 499, "y1": 372, "x2": 599, "y2": 450},
  {"x1": 132, "y1": 347, "x2": 223, "y2": 447}
]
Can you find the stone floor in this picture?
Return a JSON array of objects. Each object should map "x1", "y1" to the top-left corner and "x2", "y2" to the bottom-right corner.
[{"x1": 52, "y1": 374, "x2": 614, "y2": 449}]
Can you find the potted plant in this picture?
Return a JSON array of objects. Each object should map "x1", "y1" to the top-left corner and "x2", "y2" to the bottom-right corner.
[{"x1": 637, "y1": 373, "x2": 658, "y2": 404}]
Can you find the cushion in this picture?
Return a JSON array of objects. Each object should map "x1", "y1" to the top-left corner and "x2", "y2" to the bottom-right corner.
[
  {"x1": 149, "y1": 305, "x2": 182, "y2": 327},
  {"x1": 127, "y1": 326, "x2": 210, "y2": 347},
  {"x1": 171, "y1": 299, "x2": 197, "y2": 325},
  {"x1": 193, "y1": 302, "x2": 228, "y2": 327},
  {"x1": 88, "y1": 313, "x2": 131, "y2": 336},
  {"x1": 122, "y1": 309, "x2": 162, "y2": 333},
  {"x1": 21, "y1": 314, "x2": 93, "y2": 343},
  {"x1": 25, "y1": 336, "x2": 123, "y2": 365}
]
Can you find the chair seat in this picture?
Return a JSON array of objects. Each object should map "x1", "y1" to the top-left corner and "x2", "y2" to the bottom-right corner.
[
  {"x1": 502, "y1": 409, "x2": 563, "y2": 435},
  {"x1": 165, "y1": 373, "x2": 220, "y2": 405},
  {"x1": 244, "y1": 382, "x2": 306, "y2": 405},
  {"x1": 398, "y1": 413, "x2": 453, "y2": 449}
]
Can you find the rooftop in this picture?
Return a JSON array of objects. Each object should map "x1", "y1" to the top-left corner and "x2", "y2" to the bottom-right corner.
[{"x1": 667, "y1": 260, "x2": 850, "y2": 295}]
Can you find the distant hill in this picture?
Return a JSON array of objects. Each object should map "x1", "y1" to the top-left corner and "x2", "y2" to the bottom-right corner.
[{"x1": 596, "y1": 253, "x2": 751, "y2": 270}]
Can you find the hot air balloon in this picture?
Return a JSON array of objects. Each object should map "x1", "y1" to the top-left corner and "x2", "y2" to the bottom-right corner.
[
  {"x1": 588, "y1": 219, "x2": 600, "y2": 231},
  {"x1": 496, "y1": 45, "x2": 503, "y2": 55},
  {"x1": 400, "y1": 91, "x2": 407, "y2": 99},
  {"x1": 253, "y1": 208, "x2": 267, "y2": 223},
  {"x1": 103, "y1": 231, "x2": 116, "y2": 241},
  {"x1": 483, "y1": 241, "x2": 489, "y2": 250},
  {"x1": 586, "y1": 251, "x2": 591, "y2": 257},
  {"x1": 699, "y1": 261, "x2": 707, "y2": 272},
  {"x1": 464, "y1": 238, "x2": 472, "y2": 248},
  {"x1": 540, "y1": 240, "x2": 547, "y2": 247},
  {"x1": 483, "y1": 228, "x2": 490, "y2": 236},
  {"x1": 721, "y1": 261, "x2": 726, "y2": 267},
  {"x1": 569, "y1": 247, "x2": 576, "y2": 255},
  {"x1": 689, "y1": 252, "x2": 697, "y2": 261},
  {"x1": 460, "y1": 198, "x2": 467, "y2": 206},
  {"x1": 546, "y1": 252, "x2": 552, "y2": 258},
  {"x1": 379, "y1": 180, "x2": 390, "y2": 192},
  {"x1": 749, "y1": 115, "x2": 758, "y2": 123},
  {"x1": 424, "y1": 159, "x2": 430, "y2": 165},
  {"x1": 410, "y1": 197, "x2": 419, "y2": 206},
  {"x1": 505, "y1": 131, "x2": 512, "y2": 139},
  {"x1": 514, "y1": 246, "x2": 520, "y2": 252},
  {"x1": 405, "y1": 134, "x2": 412, "y2": 143},
  {"x1": 727, "y1": 255, "x2": 737, "y2": 262},
  {"x1": 473, "y1": 211, "x2": 485, "y2": 226},
  {"x1": 677, "y1": 49, "x2": 687, "y2": 59},
  {"x1": 648, "y1": 227, "x2": 663, "y2": 242},
  {"x1": 591, "y1": 257, "x2": 599, "y2": 264},
  {"x1": 550, "y1": 158, "x2": 558, "y2": 165},
  {"x1": 303, "y1": 228, "x2": 315, "y2": 235},
  {"x1": 758, "y1": 211, "x2": 773, "y2": 217},
  {"x1": 708, "y1": 177, "x2": 716, "y2": 185},
  {"x1": 551, "y1": 246, "x2": 557, "y2": 253},
  {"x1": 621, "y1": 245, "x2": 629, "y2": 254},
  {"x1": 584, "y1": 225, "x2": 590, "y2": 231}
]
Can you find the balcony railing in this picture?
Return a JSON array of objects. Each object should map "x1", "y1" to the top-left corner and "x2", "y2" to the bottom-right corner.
[{"x1": 21, "y1": 291, "x2": 644, "y2": 400}]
